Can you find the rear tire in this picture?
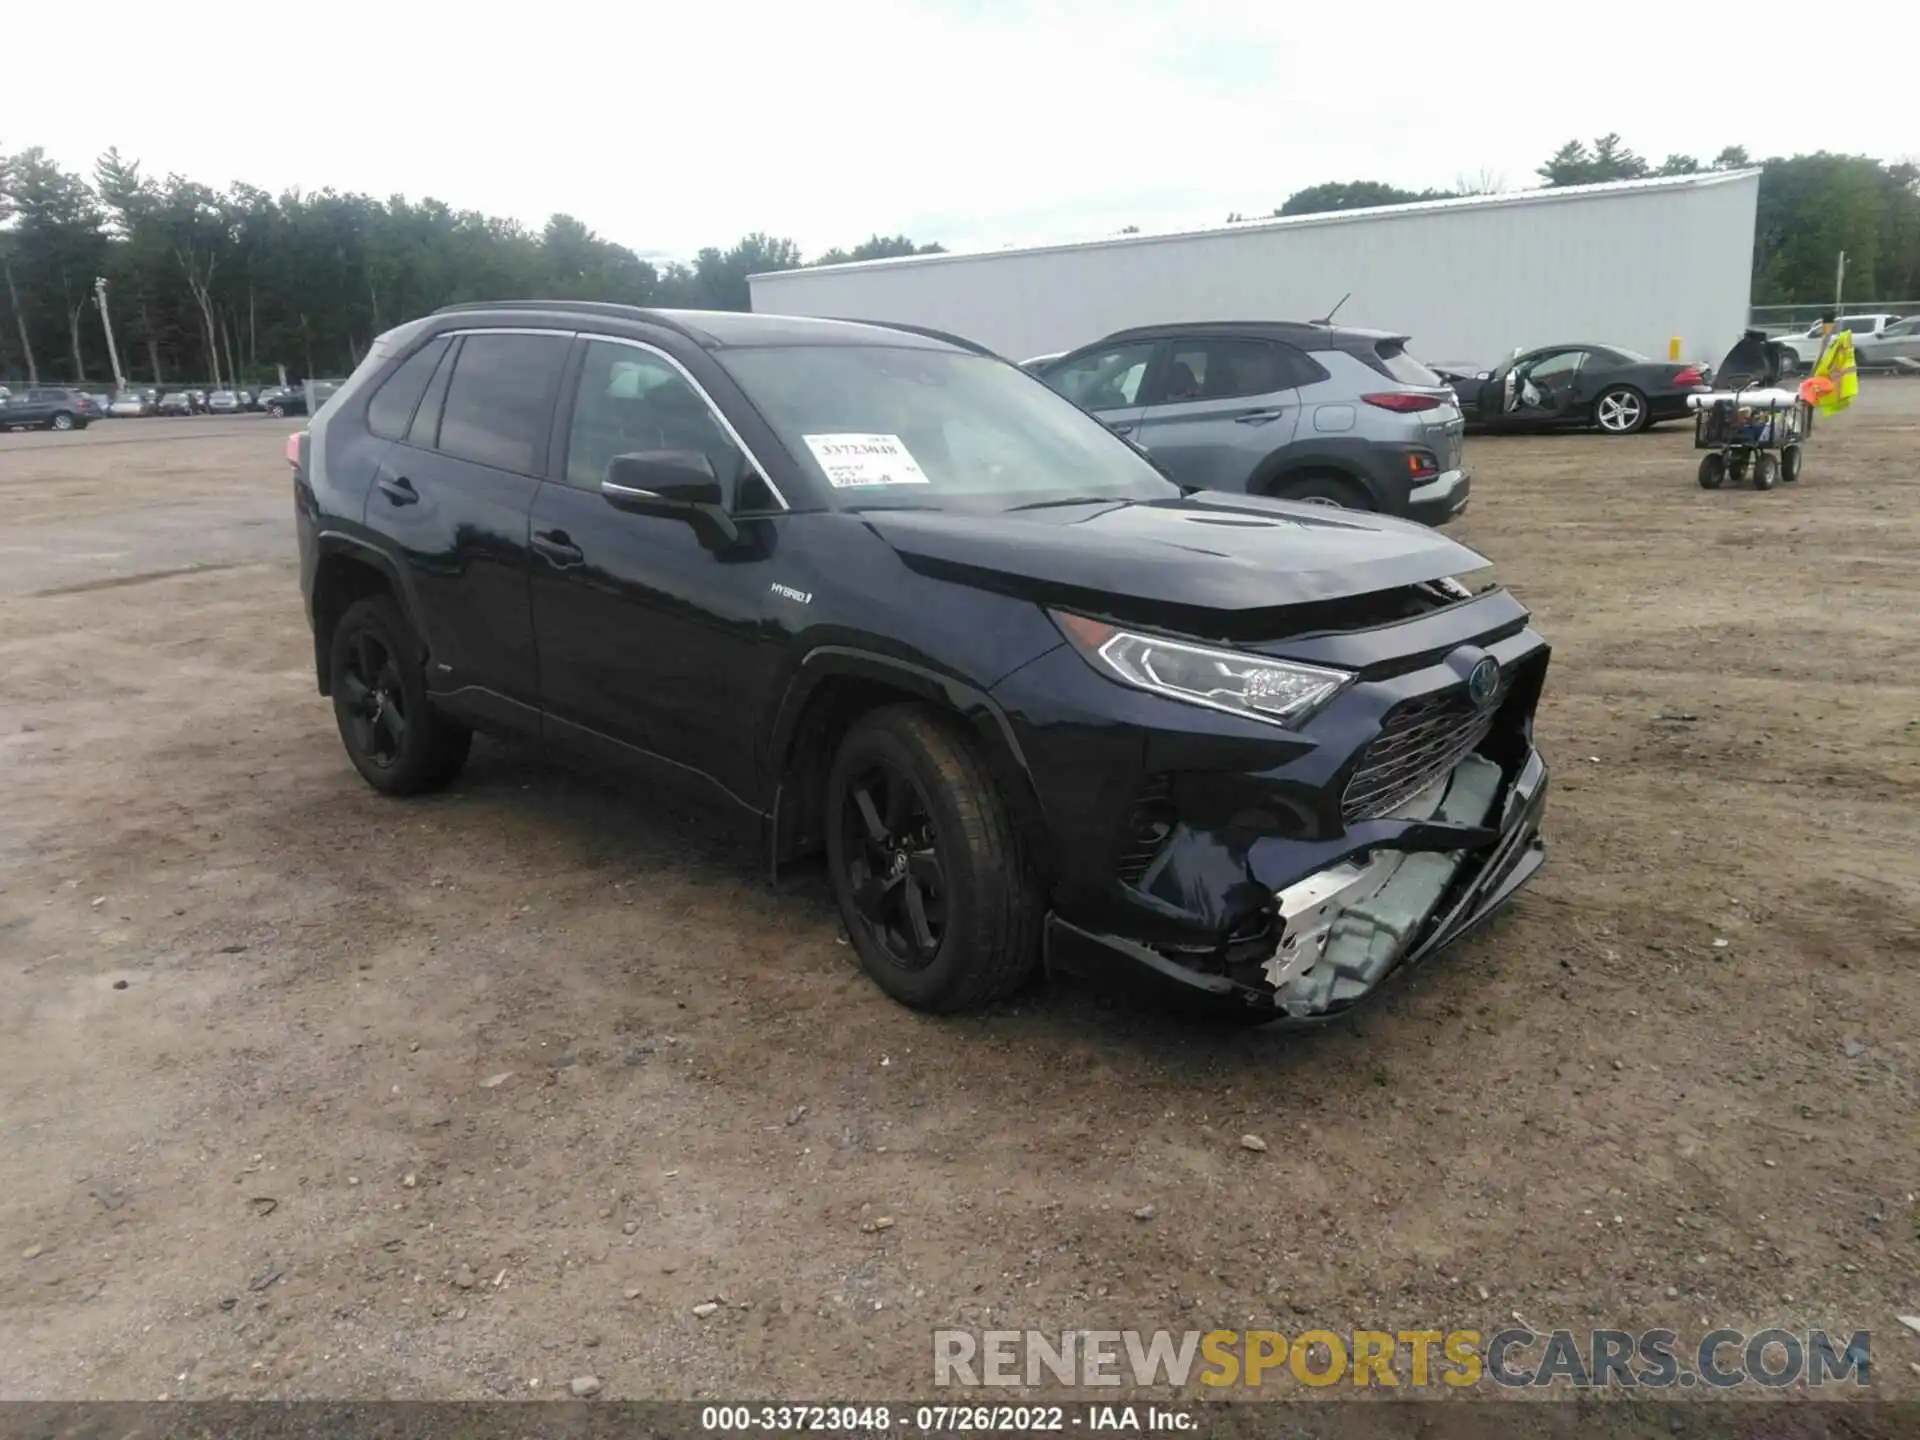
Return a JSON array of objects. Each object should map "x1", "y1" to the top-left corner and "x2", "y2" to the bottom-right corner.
[
  {"x1": 1781, "y1": 444, "x2": 1803, "y2": 483},
  {"x1": 328, "y1": 596, "x2": 471, "y2": 796},
  {"x1": 1594, "y1": 386, "x2": 1650, "y2": 435},
  {"x1": 49, "y1": 411, "x2": 74, "y2": 432},
  {"x1": 1275, "y1": 473, "x2": 1369, "y2": 510},
  {"x1": 267, "y1": 402, "x2": 286, "y2": 418},
  {"x1": 1697, "y1": 453, "x2": 1726, "y2": 489},
  {"x1": 1751, "y1": 453, "x2": 1779, "y2": 491},
  {"x1": 826, "y1": 705, "x2": 1041, "y2": 1013}
]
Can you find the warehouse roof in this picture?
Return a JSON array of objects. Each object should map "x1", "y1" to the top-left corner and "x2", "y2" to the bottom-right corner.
[{"x1": 751, "y1": 168, "x2": 1764, "y2": 282}]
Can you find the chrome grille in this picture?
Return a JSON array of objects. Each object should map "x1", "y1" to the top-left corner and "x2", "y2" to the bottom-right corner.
[{"x1": 1342, "y1": 683, "x2": 1505, "y2": 822}]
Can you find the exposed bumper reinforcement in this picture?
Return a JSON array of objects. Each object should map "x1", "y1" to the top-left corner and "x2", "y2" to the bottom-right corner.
[{"x1": 1044, "y1": 747, "x2": 1548, "y2": 1023}]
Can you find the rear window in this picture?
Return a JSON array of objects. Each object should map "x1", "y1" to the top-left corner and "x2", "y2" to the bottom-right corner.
[{"x1": 1373, "y1": 342, "x2": 1443, "y2": 387}]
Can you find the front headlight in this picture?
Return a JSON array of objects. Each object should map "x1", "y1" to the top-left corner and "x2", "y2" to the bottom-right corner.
[{"x1": 1053, "y1": 612, "x2": 1353, "y2": 728}]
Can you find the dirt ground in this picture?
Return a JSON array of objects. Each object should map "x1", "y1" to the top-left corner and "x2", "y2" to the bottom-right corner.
[{"x1": 1, "y1": 394, "x2": 1916, "y2": 1404}]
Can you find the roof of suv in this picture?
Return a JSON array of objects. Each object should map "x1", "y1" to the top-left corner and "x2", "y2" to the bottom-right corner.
[
  {"x1": 1097, "y1": 320, "x2": 1409, "y2": 350},
  {"x1": 432, "y1": 300, "x2": 997, "y2": 356}
]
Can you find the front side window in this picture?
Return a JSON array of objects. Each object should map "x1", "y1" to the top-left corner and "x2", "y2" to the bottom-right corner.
[
  {"x1": 1041, "y1": 342, "x2": 1155, "y2": 410},
  {"x1": 720, "y1": 344, "x2": 1179, "y2": 512},
  {"x1": 563, "y1": 340, "x2": 753, "y2": 496},
  {"x1": 435, "y1": 333, "x2": 570, "y2": 475},
  {"x1": 1522, "y1": 350, "x2": 1587, "y2": 382}
]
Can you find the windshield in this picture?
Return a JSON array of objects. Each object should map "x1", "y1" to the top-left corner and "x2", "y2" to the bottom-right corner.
[{"x1": 718, "y1": 345, "x2": 1180, "y2": 512}]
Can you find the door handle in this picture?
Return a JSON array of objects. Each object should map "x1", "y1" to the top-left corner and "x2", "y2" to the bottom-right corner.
[
  {"x1": 1234, "y1": 408, "x2": 1286, "y2": 425},
  {"x1": 1105, "y1": 420, "x2": 1135, "y2": 436},
  {"x1": 376, "y1": 474, "x2": 418, "y2": 505},
  {"x1": 532, "y1": 529, "x2": 585, "y2": 568}
]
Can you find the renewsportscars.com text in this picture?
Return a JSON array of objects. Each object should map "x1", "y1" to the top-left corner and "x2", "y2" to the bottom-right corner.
[{"x1": 933, "y1": 1327, "x2": 1872, "y2": 1390}]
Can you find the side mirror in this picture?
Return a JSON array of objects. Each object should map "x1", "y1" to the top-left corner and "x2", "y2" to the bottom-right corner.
[
  {"x1": 605, "y1": 450, "x2": 722, "y2": 506},
  {"x1": 602, "y1": 451, "x2": 738, "y2": 542}
]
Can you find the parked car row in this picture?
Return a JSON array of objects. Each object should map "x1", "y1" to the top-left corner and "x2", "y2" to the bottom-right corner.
[
  {"x1": 0, "y1": 384, "x2": 315, "y2": 425},
  {"x1": 0, "y1": 387, "x2": 101, "y2": 431}
]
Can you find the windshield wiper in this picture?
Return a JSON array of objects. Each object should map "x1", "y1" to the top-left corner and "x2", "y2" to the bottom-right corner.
[{"x1": 1003, "y1": 495, "x2": 1129, "y2": 513}]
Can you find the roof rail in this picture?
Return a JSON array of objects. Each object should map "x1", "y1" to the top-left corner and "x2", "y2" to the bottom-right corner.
[
  {"x1": 431, "y1": 299, "x2": 710, "y2": 344},
  {"x1": 823, "y1": 316, "x2": 1004, "y2": 359}
]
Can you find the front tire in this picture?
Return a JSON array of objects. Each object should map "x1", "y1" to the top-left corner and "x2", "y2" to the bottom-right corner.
[
  {"x1": 1594, "y1": 387, "x2": 1649, "y2": 435},
  {"x1": 826, "y1": 705, "x2": 1041, "y2": 1013},
  {"x1": 328, "y1": 596, "x2": 471, "y2": 795},
  {"x1": 1781, "y1": 444, "x2": 1803, "y2": 483},
  {"x1": 1697, "y1": 453, "x2": 1726, "y2": 489},
  {"x1": 1751, "y1": 453, "x2": 1779, "y2": 491}
]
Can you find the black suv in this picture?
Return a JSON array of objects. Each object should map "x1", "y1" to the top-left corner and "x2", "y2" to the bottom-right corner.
[
  {"x1": 1, "y1": 387, "x2": 97, "y2": 431},
  {"x1": 293, "y1": 302, "x2": 1550, "y2": 1022}
]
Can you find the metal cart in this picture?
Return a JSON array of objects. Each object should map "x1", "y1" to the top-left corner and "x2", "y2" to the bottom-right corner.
[{"x1": 1687, "y1": 331, "x2": 1810, "y2": 491}]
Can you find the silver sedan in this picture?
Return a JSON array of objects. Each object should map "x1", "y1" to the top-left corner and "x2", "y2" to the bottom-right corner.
[{"x1": 1857, "y1": 316, "x2": 1920, "y2": 370}]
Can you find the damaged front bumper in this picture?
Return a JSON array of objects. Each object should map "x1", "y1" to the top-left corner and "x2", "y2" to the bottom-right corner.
[{"x1": 1045, "y1": 746, "x2": 1548, "y2": 1022}]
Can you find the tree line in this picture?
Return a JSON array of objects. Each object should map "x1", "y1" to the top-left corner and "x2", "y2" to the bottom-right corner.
[
  {"x1": 0, "y1": 145, "x2": 942, "y2": 387},
  {"x1": 3, "y1": 135, "x2": 1916, "y2": 387},
  {"x1": 1272, "y1": 136, "x2": 1920, "y2": 310}
]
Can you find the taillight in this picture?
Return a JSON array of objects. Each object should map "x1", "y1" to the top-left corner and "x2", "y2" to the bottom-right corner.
[
  {"x1": 1406, "y1": 450, "x2": 1439, "y2": 479},
  {"x1": 1362, "y1": 391, "x2": 1443, "y2": 413},
  {"x1": 284, "y1": 431, "x2": 303, "y2": 469},
  {"x1": 1673, "y1": 367, "x2": 1704, "y2": 386}
]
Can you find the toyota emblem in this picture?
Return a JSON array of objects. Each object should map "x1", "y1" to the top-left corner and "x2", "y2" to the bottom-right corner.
[{"x1": 1467, "y1": 656, "x2": 1501, "y2": 709}]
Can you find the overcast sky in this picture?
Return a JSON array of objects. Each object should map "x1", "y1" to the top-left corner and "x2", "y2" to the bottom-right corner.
[{"x1": 10, "y1": 0, "x2": 1917, "y2": 261}]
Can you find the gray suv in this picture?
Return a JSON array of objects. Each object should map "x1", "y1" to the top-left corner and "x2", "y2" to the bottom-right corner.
[{"x1": 1031, "y1": 322, "x2": 1469, "y2": 525}]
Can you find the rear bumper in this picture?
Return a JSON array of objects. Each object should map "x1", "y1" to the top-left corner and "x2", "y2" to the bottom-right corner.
[{"x1": 1407, "y1": 468, "x2": 1470, "y2": 526}]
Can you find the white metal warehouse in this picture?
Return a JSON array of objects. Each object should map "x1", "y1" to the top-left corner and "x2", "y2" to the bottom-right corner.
[{"x1": 748, "y1": 170, "x2": 1761, "y2": 368}]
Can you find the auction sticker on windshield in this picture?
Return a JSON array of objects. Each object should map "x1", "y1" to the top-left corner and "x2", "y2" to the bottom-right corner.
[{"x1": 803, "y1": 434, "x2": 930, "y2": 488}]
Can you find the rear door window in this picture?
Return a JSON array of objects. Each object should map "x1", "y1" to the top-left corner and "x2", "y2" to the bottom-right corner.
[
  {"x1": 407, "y1": 342, "x2": 459, "y2": 449},
  {"x1": 366, "y1": 336, "x2": 451, "y2": 440},
  {"x1": 435, "y1": 333, "x2": 571, "y2": 475},
  {"x1": 1153, "y1": 339, "x2": 1302, "y2": 402}
]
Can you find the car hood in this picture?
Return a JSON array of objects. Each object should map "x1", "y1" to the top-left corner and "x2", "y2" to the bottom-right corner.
[{"x1": 860, "y1": 492, "x2": 1488, "y2": 618}]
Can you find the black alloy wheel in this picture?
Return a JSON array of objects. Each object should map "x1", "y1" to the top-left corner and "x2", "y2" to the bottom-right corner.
[
  {"x1": 840, "y1": 757, "x2": 946, "y2": 971},
  {"x1": 824, "y1": 705, "x2": 1041, "y2": 1013},
  {"x1": 327, "y1": 595, "x2": 470, "y2": 795},
  {"x1": 338, "y1": 627, "x2": 408, "y2": 771}
]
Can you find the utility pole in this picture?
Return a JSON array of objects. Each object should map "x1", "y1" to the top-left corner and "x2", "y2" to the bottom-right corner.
[
  {"x1": 94, "y1": 277, "x2": 127, "y2": 393},
  {"x1": 1834, "y1": 251, "x2": 1847, "y2": 313}
]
